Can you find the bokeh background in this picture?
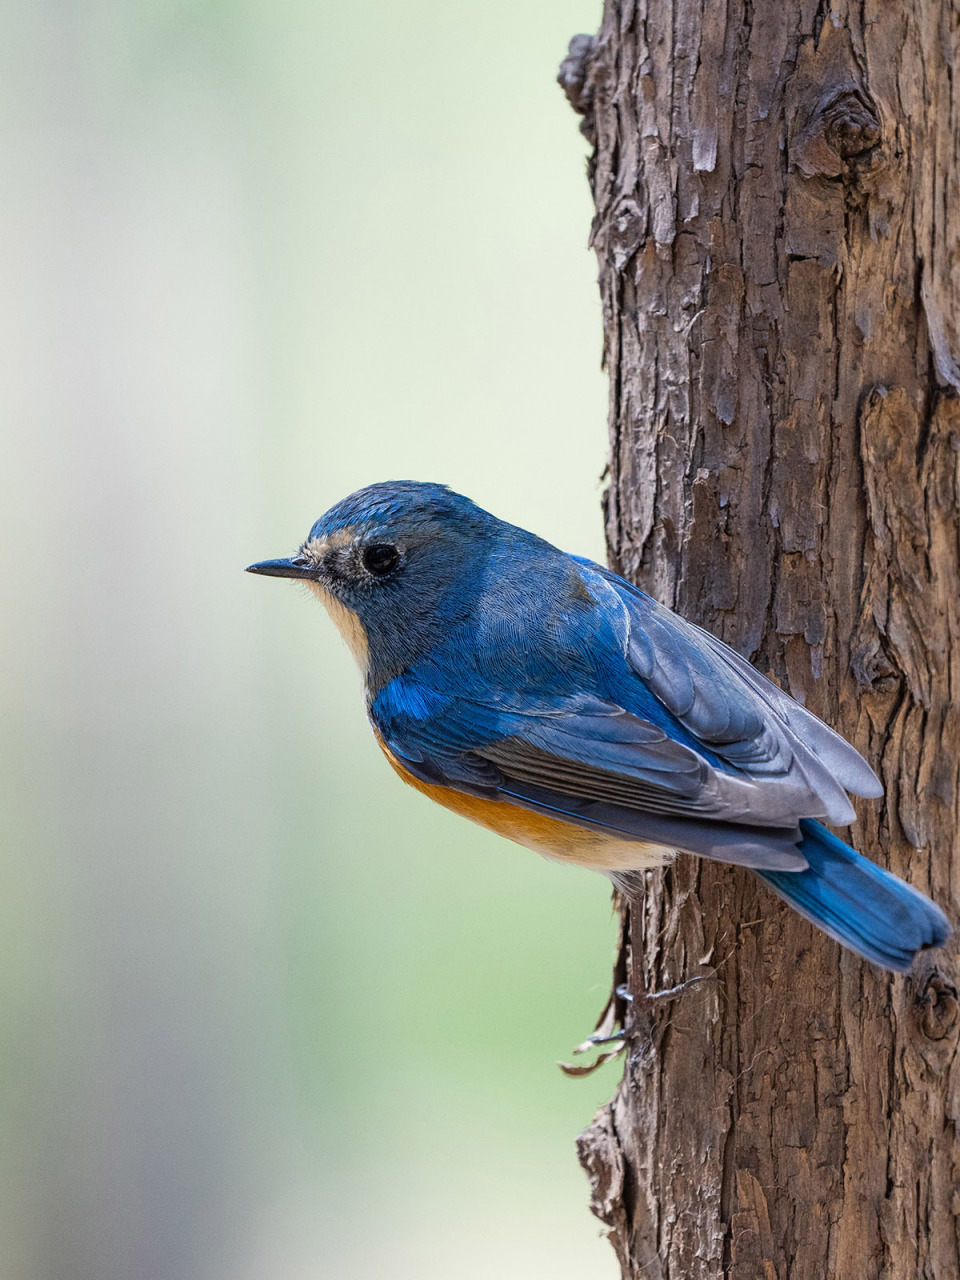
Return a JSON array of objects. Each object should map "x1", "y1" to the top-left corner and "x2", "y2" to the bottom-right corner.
[{"x1": 1, "y1": 1, "x2": 623, "y2": 1276}]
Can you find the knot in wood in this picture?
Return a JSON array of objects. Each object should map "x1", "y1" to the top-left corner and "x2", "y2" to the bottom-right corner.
[
  {"x1": 557, "y1": 34, "x2": 598, "y2": 142},
  {"x1": 792, "y1": 87, "x2": 882, "y2": 180},
  {"x1": 822, "y1": 91, "x2": 881, "y2": 158},
  {"x1": 914, "y1": 970, "x2": 959, "y2": 1042},
  {"x1": 850, "y1": 634, "x2": 899, "y2": 692}
]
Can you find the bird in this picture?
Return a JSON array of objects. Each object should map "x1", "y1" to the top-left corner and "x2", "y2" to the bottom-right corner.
[{"x1": 247, "y1": 480, "x2": 951, "y2": 974}]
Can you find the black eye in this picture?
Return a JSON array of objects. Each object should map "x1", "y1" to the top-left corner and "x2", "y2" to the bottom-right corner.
[{"x1": 362, "y1": 544, "x2": 400, "y2": 577}]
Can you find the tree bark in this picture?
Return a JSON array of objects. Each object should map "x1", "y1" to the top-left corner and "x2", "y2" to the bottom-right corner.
[{"x1": 560, "y1": 4, "x2": 960, "y2": 1277}]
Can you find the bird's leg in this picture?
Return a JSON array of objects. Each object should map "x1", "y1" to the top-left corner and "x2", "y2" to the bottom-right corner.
[
  {"x1": 584, "y1": 1027, "x2": 627, "y2": 1046},
  {"x1": 559, "y1": 901, "x2": 713, "y2": 1075},
  {"x1": 585, "y1": 976, "x2": 710, "y2": 1044},
  {"x1": 617, "y1": 975, "x2": 710, "y2": 1004}
]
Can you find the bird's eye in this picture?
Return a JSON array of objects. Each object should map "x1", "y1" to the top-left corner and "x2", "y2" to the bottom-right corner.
[{"x1": 362, "y1": 544, "x2": 401, "y2": 577}]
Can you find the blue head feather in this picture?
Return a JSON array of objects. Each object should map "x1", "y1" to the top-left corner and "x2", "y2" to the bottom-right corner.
[
  {"x1": 289, "y1": 481, "x2": 573, "y2": 689},
  {"x1": 307, "y1": 481, "x2": 475, "y2": 542}
]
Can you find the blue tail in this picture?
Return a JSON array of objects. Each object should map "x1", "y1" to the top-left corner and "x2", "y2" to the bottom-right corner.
[{"x1": 753, "y1": 820, "x2": 951, "y2": 973}]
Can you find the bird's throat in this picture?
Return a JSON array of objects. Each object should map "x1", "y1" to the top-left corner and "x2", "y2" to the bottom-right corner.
[{"x1": 306, "y1": 581, "x2": 370, "y2": 675}]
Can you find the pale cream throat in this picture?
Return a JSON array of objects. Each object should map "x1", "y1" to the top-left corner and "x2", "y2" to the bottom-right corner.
[{"x1": 306, "y1": 580, "x2": 370, "y2": 674}]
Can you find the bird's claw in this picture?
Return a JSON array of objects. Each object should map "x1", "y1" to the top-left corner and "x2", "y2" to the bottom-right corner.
[
  {"x1": 559, "y1": 973, "x2": 712, "y2": 1076},
  {"x1": 616, "y1": 974, "x2": 709, "y2": 1004},
  {"x1": 586, "y1": 1027, "x2": 627, "y2": 1046}
]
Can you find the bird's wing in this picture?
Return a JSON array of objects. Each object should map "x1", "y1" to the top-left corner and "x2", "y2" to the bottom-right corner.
[
  {"x1": 574, "y1": 560, "x2": 882, "y2": 824},
  {"x1": 369, "y1": 559, "x2": 881, "y2": 873},
  {"x1": 371, "y1": 679, "x2": 809, "y2": 872}
]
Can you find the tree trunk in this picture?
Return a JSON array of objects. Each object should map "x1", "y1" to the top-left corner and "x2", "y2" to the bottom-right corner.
[{"x1": 560, "y1": 4, "x2": 960, "y2": 1277}]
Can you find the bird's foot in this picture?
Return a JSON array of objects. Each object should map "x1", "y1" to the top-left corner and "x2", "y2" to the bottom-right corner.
[
  {"x1": 582, "y1": 974, "x2": 708, "y2": 1044},
  {"x1": 558, "y1": 973, "x2": 713, "y2": 1076},
  {"x1": 558, "y1": 986, "x2": 628, "y2": 1076},
  {"x1": 584, "y1": 1026, "x2": 627, "y2": 1046},
  {"x1": 615, "y1": 975, "x2": 709, "y2": 1004}
]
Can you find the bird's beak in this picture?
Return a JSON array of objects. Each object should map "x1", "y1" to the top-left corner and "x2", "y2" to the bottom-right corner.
[{"x1": 245, "y1": 557, "x2": 316, "y2": 580}]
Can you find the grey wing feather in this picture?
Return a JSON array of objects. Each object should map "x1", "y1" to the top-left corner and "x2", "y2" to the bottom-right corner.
[
  {"x1": 585, "y1": 567, "x2": 881, "y2": 826},
  {"x1": 694, "y1": 626, "x2": 883, "y2": 797},
  {"x1": 478, "y1": 723, "x2": 821, "y2": 828},
  {"x1": 476, "y1": 695, "x2": 830, "y2": 826}
]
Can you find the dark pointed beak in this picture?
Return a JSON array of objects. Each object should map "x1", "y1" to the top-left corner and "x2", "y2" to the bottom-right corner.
[{"x1": 245, "y1": 557, "x2": 316, "y2": 580}]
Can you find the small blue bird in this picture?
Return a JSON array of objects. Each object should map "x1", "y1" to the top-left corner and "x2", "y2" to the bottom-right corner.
[{"x1": 248, "y1": 481, "x2": 951, "y2": 973}]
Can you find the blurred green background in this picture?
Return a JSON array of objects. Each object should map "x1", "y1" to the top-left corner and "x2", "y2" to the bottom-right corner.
[{"x1": 1, "y1": 1, "x2": 622, "y2": 1276}]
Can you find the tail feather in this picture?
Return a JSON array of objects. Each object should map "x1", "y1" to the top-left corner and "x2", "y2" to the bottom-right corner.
[{"x1": 753, "y1": 820, "x2": 951, "y2": 973}]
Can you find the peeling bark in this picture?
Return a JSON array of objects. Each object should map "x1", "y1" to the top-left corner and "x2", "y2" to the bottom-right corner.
[{"x1": 562, "y1": 4, "x2": 960, "y2": 1276}]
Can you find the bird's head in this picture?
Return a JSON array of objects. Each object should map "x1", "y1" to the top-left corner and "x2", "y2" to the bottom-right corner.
[{"x1": 247, "y1": 481, "x2": 508, "y2": 686}]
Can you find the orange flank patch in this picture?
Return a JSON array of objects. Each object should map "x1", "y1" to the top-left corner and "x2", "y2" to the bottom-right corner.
[{"x1": 377, "y1": 738, "x2": 672, "y2": 873}]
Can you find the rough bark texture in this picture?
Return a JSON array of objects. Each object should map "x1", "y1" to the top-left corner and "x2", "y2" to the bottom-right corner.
[{"x1": 561, "y1": 4, "x2": 960, "y2": 1277}]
